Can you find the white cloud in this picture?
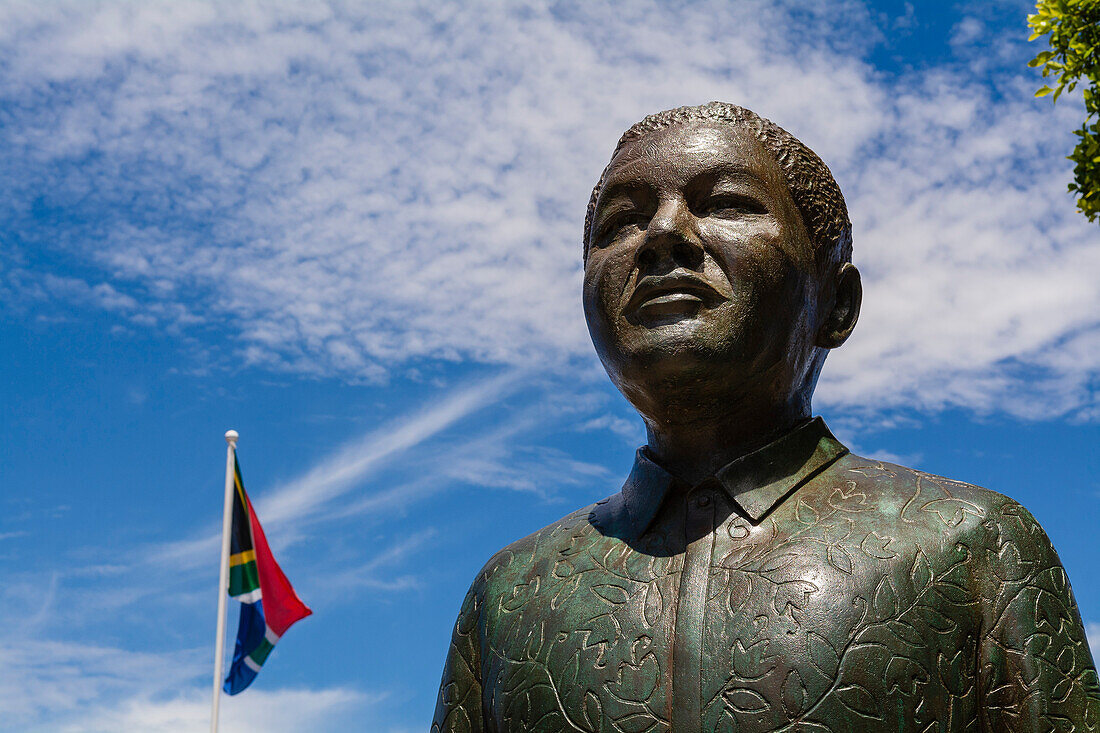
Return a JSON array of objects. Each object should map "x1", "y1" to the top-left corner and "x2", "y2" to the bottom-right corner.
[
  {"x1": 5, "y1": 373, "x2": 615, "y2": 642},
  {"x1": 150, "y1": 370, "x2": 522, "y2": 570},
  {"x1": 0, "y1": 0, "x2": 1094, "y2": 419},
  {"x1": 258, "y1": 371, "x2": 525, "y2": 526},
  {"x1": 0, "y1": 372, "x2": 627, "y2": 730},
  {"x1": 321, "y1": 528, "x2": 437, "y2": 592},
  {"x1": 1088, "y1": 622, "x2": 1100, "y2": 660},
  {"x1": 0, "y1": 636, "x2": 374, "y2": 732},
  {"x1": 0, "y1": 639, "x2": 202, "y2": 731},
  {"x1": 65, "y1": 686, "x2": 376, "y2": 733},
  {"x1": 860, "y1": 448, "x2": 924, "y2": 468},
  {"x1": 578, "y1": 413, "x2": 645, "y2": 444}
]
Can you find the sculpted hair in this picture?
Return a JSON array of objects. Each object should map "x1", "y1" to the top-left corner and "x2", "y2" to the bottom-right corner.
[{"x1": 583, "y1": 101, "x2": 853, "y2": 273}]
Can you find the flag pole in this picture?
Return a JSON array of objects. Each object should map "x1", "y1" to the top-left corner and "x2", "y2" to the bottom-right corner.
[{"x1": 211, "y1": 429, "x2": 239, "y2": 733}]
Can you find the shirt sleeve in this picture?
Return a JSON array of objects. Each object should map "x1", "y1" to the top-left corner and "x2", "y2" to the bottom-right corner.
[
  {"x1": 431, "y1": 579, "x2": 486, "y2": 733},
  {"x1": 977, "y1": 499, "x2": 1100, "y2": 731}
]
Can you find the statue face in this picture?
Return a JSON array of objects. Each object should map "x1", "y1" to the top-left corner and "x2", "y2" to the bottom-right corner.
[{"x1": 583, "y1": 121, "x2": 824, "y2": 417}]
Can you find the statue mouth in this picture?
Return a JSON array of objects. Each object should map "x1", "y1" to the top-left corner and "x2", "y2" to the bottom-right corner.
[{"x1": 625, "y1": 273, "x2": 722, "y2": 319}]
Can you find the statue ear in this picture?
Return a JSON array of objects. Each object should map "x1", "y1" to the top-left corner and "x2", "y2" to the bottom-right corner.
[{"x1": 817, "y1": 263, "x2": 861, "y2": 349}]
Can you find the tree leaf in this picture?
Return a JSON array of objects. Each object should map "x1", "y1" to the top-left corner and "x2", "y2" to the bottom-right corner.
[
  {"x1": 551, "y1": 573, "x2": 581, "y2": 610},
  {"x1": 581, "y1": 613, "x2": 621, "y2": 648},
  {"x1": 606, "y1": 652, "x2": 659, "y2": 702},
  {"x1": 985, "y1": 682, "x2": 1019, "y2": 708},
  {"x1": 992, "y1": 541, "x2": 1031, "y2": 582},
  {"x1": 860, "y1": 531, "x2": 897, "y2": 559}
]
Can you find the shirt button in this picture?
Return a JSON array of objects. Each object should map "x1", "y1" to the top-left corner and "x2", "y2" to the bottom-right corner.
[
  {"x1": 729, "y1": 522, "x2": 749, "y2": 540},
  {"x1": 694, "y1": 494, "x2": 711, "y2": 508}
]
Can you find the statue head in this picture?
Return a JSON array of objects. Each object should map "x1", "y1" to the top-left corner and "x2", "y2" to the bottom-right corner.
[{"x1": 582, "y1": 102, "x2": 862, "y2": 432}]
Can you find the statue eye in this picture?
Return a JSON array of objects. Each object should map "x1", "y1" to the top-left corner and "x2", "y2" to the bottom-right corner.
[
  {"x1": 595, "y1": 211, "x2": 648, "y2": 245},
  {"x1": 699, "y1": 195, "x2": 766, "y2": 217}
]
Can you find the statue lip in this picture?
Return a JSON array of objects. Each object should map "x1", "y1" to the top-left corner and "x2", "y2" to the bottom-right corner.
[{"x1": 625, "y1": 272, "x2": 721, "y2": 315}]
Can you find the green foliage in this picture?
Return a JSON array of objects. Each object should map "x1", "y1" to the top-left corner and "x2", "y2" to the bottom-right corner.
[{"x1": 1028, "y1": 0, "x2": 1100, "y2": 222}]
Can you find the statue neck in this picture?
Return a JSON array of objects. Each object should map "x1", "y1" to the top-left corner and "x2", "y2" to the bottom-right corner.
[{"x1": 642, "y1": 400, "x2": 809, "y2": 487}]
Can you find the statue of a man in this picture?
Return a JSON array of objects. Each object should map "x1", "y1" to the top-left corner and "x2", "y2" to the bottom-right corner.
[{"x1": 432, "y1": 102, "x2": 1100, "y2": 732}]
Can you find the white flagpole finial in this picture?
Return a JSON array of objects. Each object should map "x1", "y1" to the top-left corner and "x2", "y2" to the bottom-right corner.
[{"x1": 225, "y1": 430, "x2": 239, "y2": 445}]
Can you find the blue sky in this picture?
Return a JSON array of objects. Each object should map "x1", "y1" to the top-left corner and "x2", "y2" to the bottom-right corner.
[{"x1": 1, "y1": 0, "x2": 1098, "y2": 730}]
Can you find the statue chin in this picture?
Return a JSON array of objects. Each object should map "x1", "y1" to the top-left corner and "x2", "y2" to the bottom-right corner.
[{"x1": 598, "y1": 316, "x2": 803, "y2": 415}]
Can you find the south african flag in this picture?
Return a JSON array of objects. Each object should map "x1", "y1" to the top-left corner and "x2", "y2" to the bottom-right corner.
[{"x1": 224, "y1": 456, "x2": 311, "y2": 694}]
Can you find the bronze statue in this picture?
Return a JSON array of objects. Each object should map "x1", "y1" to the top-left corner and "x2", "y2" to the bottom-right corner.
[{"x1": 432, "y1": 102, "x2": 1100, "y2": 732}]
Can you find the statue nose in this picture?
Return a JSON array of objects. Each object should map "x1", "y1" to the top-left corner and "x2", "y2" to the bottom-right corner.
[{"x1": 635, "y1": 201, "x2": 704, "y2": 271}]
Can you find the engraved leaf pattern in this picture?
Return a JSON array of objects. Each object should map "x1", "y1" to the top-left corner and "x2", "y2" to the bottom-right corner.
[
  {"x1": 910, "y1": 548, "x2": 932, "y2": 592},
  {"x1": 782, "y1": 669, "x2": 807, "y2": 716},
  {"x1": 643, "y1": 580, "x2": 663, "y2": 627},
  {"x1": 807, "y1": 632, "x2": 840, "y2": 678},
  {"x1": 723, "y1": 687, "x2": 770, "y2": 713},
  {"x1": 873, "y1": 576, "x2": 898, "y2": 619},
  {"x1": 433, "y1": 462, "x2": 1100, "y2": 733},
  {"x1": 836, "y1": 683, "x2": 882, "y2": 719},
  {"x1": 827, "y1": 544, "x2": 854, "y2": 574},
  {"x1": 593, "y1": 584, "x2": 630, "y2": 605},
  {"x1": 796, "y1": 498, "x2": 818, "y2": 526}
]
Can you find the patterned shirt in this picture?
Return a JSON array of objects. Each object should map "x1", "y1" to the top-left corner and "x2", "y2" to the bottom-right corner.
[{"x1": 433, "y1": 418, "x2": 1100, "y2": 732}]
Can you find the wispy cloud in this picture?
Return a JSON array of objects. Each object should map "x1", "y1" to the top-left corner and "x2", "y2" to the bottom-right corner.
[
  {"x1": 0, "y1": 640, "x2": 205, "y2": 731},
  {"x1": 578, "y1": 414, "x2": 644, "y2": 445},
  {"x1": 19, "y1": 572, "x2": 59, "y2": 636},
  {"x1": 8, "y1": 372, "x2": 611, "y2": 640},
  {"x1": 260, "y1": 371, "x2": 524, "y2": 525},
  {"x1": 152, "y1": 371, "x2": 523, "y2": 567},
  {"x1": 0, "y1": 369, "x2": 626, "y2": 730},
  {"x1": 0, "y1": 1, "x2": 1095, "y2": 419},
  {"x1": 323, "y1": 528, "x2": 438, "y2": 592},
  {"x1": 65, "y1": 686, "x2": 378, "y2": 733},
  {"x1": 0, "y1": 636, "x2": 376, "y2": 732}
]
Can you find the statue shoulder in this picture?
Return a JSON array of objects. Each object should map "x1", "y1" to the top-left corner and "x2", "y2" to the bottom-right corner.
[
  {"x1": 837, "y1": 452, "x2": 1056, "y2": 553},
  {"x1": 837, "y1": 452, "x2": 1006, "y2": 511},
  {"x1": 466, "y1": 498, "x2": 611, "y2": 596}
]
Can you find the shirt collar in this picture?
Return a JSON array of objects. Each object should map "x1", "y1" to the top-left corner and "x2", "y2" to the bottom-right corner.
[{"x1": 620, "y1": 417, "x2": 848, "y2": 533}]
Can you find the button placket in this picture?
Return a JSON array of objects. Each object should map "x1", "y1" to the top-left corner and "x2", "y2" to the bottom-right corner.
[{"x1": 672, "y1": 485, "x2": 718, "y2": 733}]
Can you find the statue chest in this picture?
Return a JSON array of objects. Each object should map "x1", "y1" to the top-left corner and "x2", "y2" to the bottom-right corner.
[{"x1": 479, "y1": 482, "x2": 985, "y2": 732}]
